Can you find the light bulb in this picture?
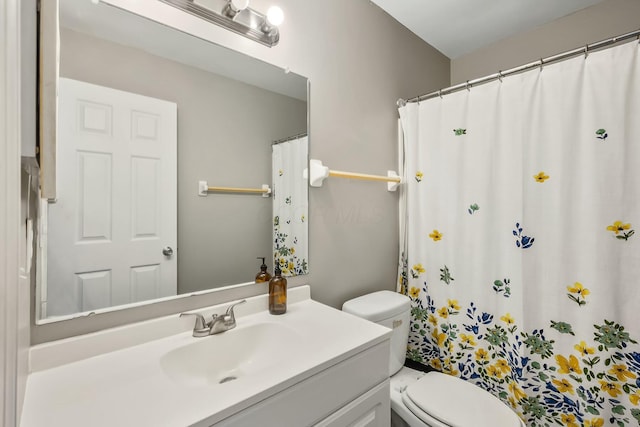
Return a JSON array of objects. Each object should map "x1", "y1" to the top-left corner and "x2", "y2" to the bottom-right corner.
[
  {"x1": 230, "y1": 0, "x2": 249, "y2": 11},
  {"x1": 266, "y1": 6, "x2": 284, "y2": 26}
]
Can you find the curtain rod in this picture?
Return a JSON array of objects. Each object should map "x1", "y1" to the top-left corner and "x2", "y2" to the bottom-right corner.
[
  {"x1": 272, "y1": 132, "x2": 308, "y2": 145},
  {"x1": 398, "y1": 28, "x2": 640, "y2": 106}
]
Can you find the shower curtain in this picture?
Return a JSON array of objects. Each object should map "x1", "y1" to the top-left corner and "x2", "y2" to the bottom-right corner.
[
  {"x1": 398, "y1": 41, "x2": 640, "y2": 426},
  {"x1": 272, "y1": 136, "x2": 309, "y2": 276}
]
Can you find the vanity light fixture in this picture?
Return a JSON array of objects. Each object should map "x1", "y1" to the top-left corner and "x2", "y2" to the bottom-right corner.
[{"x1": 158, "y1": 0, "x2": 284, "y2": 47}]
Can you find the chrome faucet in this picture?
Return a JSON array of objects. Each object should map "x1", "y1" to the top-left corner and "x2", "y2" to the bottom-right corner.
[{"x1": 180, "y1": 299, "x2": 247, "y2": 337}]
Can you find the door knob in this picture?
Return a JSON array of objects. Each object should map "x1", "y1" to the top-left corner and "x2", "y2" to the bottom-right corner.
[{"x1": 162, "y1": 246, "x2": 174, "y2": 257}]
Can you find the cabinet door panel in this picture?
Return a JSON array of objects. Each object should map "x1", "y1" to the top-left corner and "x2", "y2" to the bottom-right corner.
[{"x1": 210, "y1": 342, "x2": 389, "y2": 427}]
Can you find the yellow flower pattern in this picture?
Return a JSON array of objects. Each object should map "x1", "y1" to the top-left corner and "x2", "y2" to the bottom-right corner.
[
  {"x1": 609, "y1": 364, "x2": 636, "y2": 382},
  {"x1": 560, "y1": 413, "x2": 579, "y2": 427},
  {"x1": 429, "y1": 229, "x2": 443, "y2": 241},
  {"x1": 459, "y1": 334, "x2": 476, "y2": 346},
  {"x1": 567, "y1": 282, "x2": 590, "y2": 297},
  {"x1": 410, "y1": 263, "x2": 425, "y2": 279},
  {"x1": 599, "y1": 380, "x2": 622, "y2": 398},
  {"x1": 487, "y1": 364, "x2": 503, "y2": 378},
  {"x1": 501, "y1": 313, "x2": 515, "y2": 325},
  {"x1": 567, "y1": 282, "x2": 590, "y2": 306},
  {"x1": 606, "y1": 220, "x2": 635, "y2": 240},
  {"x1": 508, "y1": 382, "x2": 527, "y2": 401},
  {"x1": 431, "y1": 329, "x2": 446, "y2": 347},
  {"x1": 556, "y1": 354, "x2": 581, "y2": 375},
  {"x1": 475, "y1": 348, "x2": 489, "y2": 363},
  {"x1": 607, "y1": 220, "x2": 631, "y2": 234},
  {"x1": 574, "y1": 341, "x2": 595, "y2": 356},
  {"x1": 495, "y1": 359, "x2": 510, "y2": 374},
  {"x1": 409, "y1": 287, "x2": 420, "y2": 299},
  {"x1": 552, "y1": 378, "x2": 575, "y2": 394},
  {"x1": 428, "y1": 314, "x2": 438, "y2": 327},
  {"x1": 533, "y1": 171, "x2": 550, "y2": 183}
]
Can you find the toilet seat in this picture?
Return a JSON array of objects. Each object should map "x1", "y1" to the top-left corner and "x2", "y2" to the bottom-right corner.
[{"x1": 402, "y1": 371, "x2": 523, "y2": 427}]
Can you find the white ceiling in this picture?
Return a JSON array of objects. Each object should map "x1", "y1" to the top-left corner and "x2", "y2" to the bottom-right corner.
[{"x1": 371, "y1": 0, "x2": 605, "y2": 59}]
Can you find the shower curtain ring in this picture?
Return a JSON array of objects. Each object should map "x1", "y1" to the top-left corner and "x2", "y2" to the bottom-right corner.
[
  {"x1": 466, "y1": 81, "x2": 471, "y2": 91},
  {"x1": 584, "y1": 45, "x2": 589, "y2": 59},
  {"x1": 438, "y1": 90, "x2": 442, "y2": 99},
  {"x1": 498, "y1": 71, "x2": 503, "y2": 82},
  {"x1": 539, "y1": 59, "x2": 544, "y2": 71}
]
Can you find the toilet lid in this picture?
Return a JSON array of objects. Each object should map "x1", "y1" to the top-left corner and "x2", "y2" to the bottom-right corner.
[{"x1": 404, "y1": 372, "x2": 522, "y2": 427}]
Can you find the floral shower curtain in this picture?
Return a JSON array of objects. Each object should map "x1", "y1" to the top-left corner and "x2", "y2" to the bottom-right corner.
[
  {"x1": 398, "y1": 41, "x2": 640, "y2": 426},
  {"x1": 272, "y1": 136, "x2": 309, "y2": 276}
]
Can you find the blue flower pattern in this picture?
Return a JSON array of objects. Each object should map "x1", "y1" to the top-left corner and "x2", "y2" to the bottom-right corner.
[{"x1": 514, "y1": 223, "x2": 535, "y2": 249}]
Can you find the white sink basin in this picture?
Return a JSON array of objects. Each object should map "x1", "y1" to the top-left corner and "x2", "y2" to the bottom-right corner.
[{"x1": 160, "y1": 321, "x2": 303, "y2": 387}]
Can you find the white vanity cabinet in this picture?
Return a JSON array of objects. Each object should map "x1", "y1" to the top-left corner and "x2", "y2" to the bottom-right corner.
[
  {"x1": 22, "y1": 287, "x2": 392, "y2": 427},
  {"x1": 212, "y1": 341, "x2": 390, "y2": 427}
]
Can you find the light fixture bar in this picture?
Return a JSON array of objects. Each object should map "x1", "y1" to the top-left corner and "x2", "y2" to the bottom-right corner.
[{"x1": 158, "y1": 0, "x2": 280, "y2": 47}]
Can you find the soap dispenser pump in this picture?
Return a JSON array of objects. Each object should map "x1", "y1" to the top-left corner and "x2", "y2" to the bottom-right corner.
[
  {"x1": 268, "y1": 265, "x2": 287, "y2": 315},
  {"x1": 255, "y1": 257, "x2": 272, "y2": 283}
]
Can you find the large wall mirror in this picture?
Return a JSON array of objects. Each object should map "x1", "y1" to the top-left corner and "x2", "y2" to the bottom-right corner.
[{"x1": 36, "y1": 0, "x2": 309, "y2": 323}]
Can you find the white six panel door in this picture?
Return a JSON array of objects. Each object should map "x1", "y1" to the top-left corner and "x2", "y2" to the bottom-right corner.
[{"x1": 46, "y1": 78, "x2": 177, "y2": 317}]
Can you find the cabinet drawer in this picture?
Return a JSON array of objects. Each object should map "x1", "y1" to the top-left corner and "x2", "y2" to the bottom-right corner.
[{"x1": 314, "y1": 379, "x2": 390, "y2": 427}]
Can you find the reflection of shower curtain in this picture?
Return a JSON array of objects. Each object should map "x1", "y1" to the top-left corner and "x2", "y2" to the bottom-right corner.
[
  {"x1": 398, "y1": 41, "x2": 640, "y2": 426},
  {"x1": 272, "y1": 136, "x2": 309, "y2": 276}
]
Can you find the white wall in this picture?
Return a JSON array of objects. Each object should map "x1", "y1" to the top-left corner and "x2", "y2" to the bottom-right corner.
[
  {"x1": 32, "y1": 0, "x2": 450, "y2": 342},
  {"x1": 451, "y1": 0, "x2": 640, "y2": 84},
  {"x1": 2, "y1": 0, "x2": 33, "y2": 424}
]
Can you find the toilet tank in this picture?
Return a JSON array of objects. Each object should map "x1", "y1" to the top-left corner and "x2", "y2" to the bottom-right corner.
[{"x1": 342, "y1": 291, "x2": 411, "y2": 376}]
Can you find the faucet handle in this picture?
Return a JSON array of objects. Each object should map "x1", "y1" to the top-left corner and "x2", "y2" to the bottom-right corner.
[
  {"x1": 225, "y1": 299, "x2": 247, "y2": 321},
  {"x1": 180, "y1": 312, "x2": 210, "y2": 337}
]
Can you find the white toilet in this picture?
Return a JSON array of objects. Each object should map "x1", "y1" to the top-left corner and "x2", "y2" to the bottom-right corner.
[{"x1": 342, "y1": 291, "x2": 525, "y2": 427}]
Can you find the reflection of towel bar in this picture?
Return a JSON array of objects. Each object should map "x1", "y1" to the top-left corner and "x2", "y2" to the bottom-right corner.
[
  {"x1": 198, "y1": 181, "x2": 271, "y2": 197},
  {"x1": 305, "y1": 159, "x2": 401, "y2": 191}
]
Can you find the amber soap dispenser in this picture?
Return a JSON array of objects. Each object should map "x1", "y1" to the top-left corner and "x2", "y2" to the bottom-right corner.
[
  {"x1": 255, "y1": 257, "x2": 272, "y2": 283},
  {"x1": 269, "y1": 265, "x2": 287, "y2": 315}
]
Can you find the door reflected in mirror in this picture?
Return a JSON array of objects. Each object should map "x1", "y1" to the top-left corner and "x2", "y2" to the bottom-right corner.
[{"x1": 38, "y1": 0, "x2": 308, "y2": 322}]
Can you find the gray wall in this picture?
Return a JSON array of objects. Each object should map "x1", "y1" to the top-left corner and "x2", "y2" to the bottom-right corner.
[
  {"x1": 228, "y1": 0, "x2": 451, "y2": 307},
  {"x1": 33, "y1": 0, "x2": 450, "y2": 343},
  {"x1": 451, "y1": 0, "x2": 640, "y2": 84},
  {"x1": 59, "y1": 29, "x2": 307, "y2": 293}
]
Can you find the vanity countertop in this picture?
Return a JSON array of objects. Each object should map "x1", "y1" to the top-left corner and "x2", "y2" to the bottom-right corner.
[{"x1": 20, "y1": 286, "x2": 391, "y2": 427}]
